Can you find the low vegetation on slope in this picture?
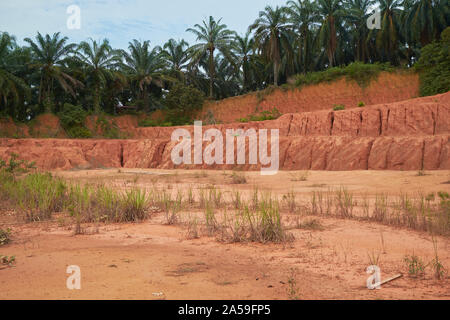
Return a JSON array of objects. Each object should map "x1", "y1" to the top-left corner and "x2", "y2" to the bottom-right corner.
[
  {"x1": 415, "y1": 27, "x2": 450, "y2": 96},
  {"x1": 0, "y1": 155, "x2": 449, "y2": 239}
]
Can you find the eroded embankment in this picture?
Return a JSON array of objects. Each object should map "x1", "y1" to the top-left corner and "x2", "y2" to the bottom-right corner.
[
  {"x1": 199, "y1": 72, "x2": 419, "y2": 123},
  {"x1": 0, "y1": 92, "x2": 449, "y2": 171}
]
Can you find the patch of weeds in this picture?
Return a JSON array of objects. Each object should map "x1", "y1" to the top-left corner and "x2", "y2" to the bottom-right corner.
[
  {"x1": 295, "y1": 218, "x2": 323, "y2": 231},
  {"x1": 283, "y1": 190, "x2": 297, "y2": 213},
  {"x1": 0, "y1": 255, "x2": 15, "y2": 267},
  {"x1": 0, "y1": 228, "x2": 12, "y2": 246},
  {"x1": 186, "y1": 218, "x2": 200, "y2": 239},
  {"x1": 289, "y1": 171, "x2": 309, "y2": 182},
  {"x1": 367, "y1": 251, "x2": 381, "y2": 266},
  {"x1": 358, "y1": 101, "x2": 365, "y2": 107},
  {"x1": 0, "y1": 153, "x2": 36, "y2": 176},
  {"x1": 430, "y1": 236, "x2": 447, "y2": 280},
  {"x1": 416, "y1": 170, "x2": 428, "y2": 176},
  {"x1": 230, "y1": 172, "x2": 247, "y2": 184},
  {"x1": 287, "y1": 268, "x2": 300, "y2": 300},
  {"x1": 404, "y1": 253, "x2": 426, "y2": 278},
  {"x1": 333, "y1": 104, "x2": 345, "y2": 111}
]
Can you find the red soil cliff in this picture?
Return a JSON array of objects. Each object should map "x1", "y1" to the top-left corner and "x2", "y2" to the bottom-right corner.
[{"x1": 0, "y1": 91, "x2": 448, "y2": 171}]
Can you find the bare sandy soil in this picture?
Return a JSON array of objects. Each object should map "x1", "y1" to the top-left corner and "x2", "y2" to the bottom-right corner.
[{"x1": 1, "y1": 169, "x2": 449, "y2": 300}]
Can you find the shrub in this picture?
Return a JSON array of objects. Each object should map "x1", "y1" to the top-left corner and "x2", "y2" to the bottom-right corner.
[
  {"x1": 0, "y1": 228, "x2": 11, "y2": 246},
  {"x1": 66, "y1": 126, "x2": 92, "y2": 138},
  {"x1": 164, "y1": 83, "x2": 205, "y2": 126},
  {"x1": 358, "y1": 101, "x2": 365, "y2": 107},
  {"x1": 415, "y1": 27, "x2": 450, "y2": 96},
  {"x1": 295, "y1": 62, "x2": 393, "y2": 88},
  {"x1": 58, "y1": 103, "x2": 92, "y2": 138},
  {"x1": 404, "y1": 254, "x2": 426, "y2": 277},
  {"x1": 0, "y1": 153, "x2": 36, "y2": 175},
  {"x1": 333, "y1": 104, "x2": 345, "y2": 111}
]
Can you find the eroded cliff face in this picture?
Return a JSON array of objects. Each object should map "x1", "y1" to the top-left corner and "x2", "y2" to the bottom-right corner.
[
  {"x1": 0, "y1": 92, "x2": 449, "y2": 171},
  {"x1": 200, "y1": 72, "x2": 420, "y2": 123}
]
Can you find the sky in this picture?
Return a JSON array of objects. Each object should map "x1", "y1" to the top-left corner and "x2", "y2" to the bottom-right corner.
[{"x1": 0, "y1": 0, "x2": 289, "y2": 49}]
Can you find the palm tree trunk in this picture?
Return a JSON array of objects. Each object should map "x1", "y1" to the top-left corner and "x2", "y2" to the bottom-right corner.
[
  {"x1": 143, "y1": 86, "x2": 149, "y2": 112},
  {"x1": 93, "y1": 83, "x2": 100, "y2": 114},
  {"x1": 274, "y1": 61, "x2": 279, "y2": 86},
  {"x1": 209, "y1": 47, "x2": 215, "y2": 98}
]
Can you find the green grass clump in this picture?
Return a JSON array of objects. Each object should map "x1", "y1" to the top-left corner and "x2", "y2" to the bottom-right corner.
[
  {"x1": 0, "y1": 228, "x2": 11, "y2": 246},
  {"x1": 238, "y1": 107, "x2": 282, "y2": 123},
  {"x1": 333, "y1": 104, "x2": 345, "y2": 111},
  {"x1": 295, "y1": 62, "x2": 393, "y2": 89}
]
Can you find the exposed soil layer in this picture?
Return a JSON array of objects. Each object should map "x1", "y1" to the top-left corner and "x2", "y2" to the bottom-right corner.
[
  {"x1": 200, "y1": 72, "x2": 420, "y2": 123},
  {"x1": 0, "y1": 92, "x2": 449, "y2": 171}
]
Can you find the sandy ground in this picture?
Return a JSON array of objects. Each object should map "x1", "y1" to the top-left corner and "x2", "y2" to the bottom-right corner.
[{"x1": 1, "y1": 169, "x2": 449, "y2": 300}]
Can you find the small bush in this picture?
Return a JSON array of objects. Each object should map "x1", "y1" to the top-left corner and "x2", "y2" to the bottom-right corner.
[
  {"x1": 415, "y1": 27, "x2": 450, "y2": 97},
  {"x1": 0, "y1": 228, "x2": 11, "y2": 246},
  {"x1": 358, "y1": 101, "x2": 365, "y2": 107},
  {"x1": 295, "y1": 62, "x2": 393, "y2": 88},
  {"x1": 333, "y1": 104, "x2": 345, "y2": 111},
  {"x1": 404, "y1": 254, "x2": 426, "y2": 277},
  {"x1": 230, "y1": 172, "x2": 247, "y2": 184},
  {"x1": 58, "y1": 103, "x2": 92, "y2": 138}
]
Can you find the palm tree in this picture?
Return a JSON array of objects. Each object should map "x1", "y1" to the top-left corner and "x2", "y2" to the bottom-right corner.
[
  {"x1": 375, "y1": 0, "x2": 403, "y2": 64},
  {"x1": 24, "y1": 32, "x2": 80, "y2": 112},
  {"x1": 344, "y1": 0, "x2": 374, "y2": 62},
  {"x1": 405, "y1": 0, "x2": 448, "y2": 47},
  {"x1": 186, "y1": 16, "x2": 235, "y2": 98},
  {"x1": 249, "y1": 5, "x2": 293, "y2": 86},
  {"x1": 160, "y1": 39, "x2": 190, "y2": 82},
  {"x1": 286, "y1": 0, "x2": 320, "y2": 73},
  {"x1": 76, "y1": 38, "x2": 121, "y2": 114},
  {"x1": 0, "y1": 32, "x2": 30, "y2": 110},
  {"x1": 232, "y1": 31, "x2": 256, "y2": 93},
  {"x1": 120, "y1": 40, "x2": 166, "y2": 111},
  {"x1": 317, "y1": 0, "x2": 344, "y2": 67}
]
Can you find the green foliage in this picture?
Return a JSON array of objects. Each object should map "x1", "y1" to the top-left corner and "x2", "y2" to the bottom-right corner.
[
  {"x1": 0, "y1": 228, "x2": 11, "y2": 246},
  {"x1": 358, "y1": 101, "x2": 365, "y2": 107},
  {"x1": 295, "y1": 62, "x2": 393, "y2": 88},
  {"x1": 95, "y1": 115, "x2": 120, "y2": 139},
  {"x1": 138, "y1": 118, "x2": 174, "y2": 127},
  {"x1": 0, "y1": 255, "x2": 15, "y2": 267},
  {"x1": 238, "y1": 107, "x2": 282, "y2": 122},
  {"x1": 415, "y1": 27, "x2": 450, "y2": 97},
  {"x1": 0, "y1": 153, "x2": 36, "y2": 175},
  {"x1": 164, "y1": 83, "x2": 205, "y2": 126},
  {"x1": 333, "y1": 104, "x2": 345, "y2": 111},
  {"x1": 58, "y1": 103, "x2": 92, "y2": 138},
  {"x1": 404, "y1": 254, "x2": 426, "y2": 277}
]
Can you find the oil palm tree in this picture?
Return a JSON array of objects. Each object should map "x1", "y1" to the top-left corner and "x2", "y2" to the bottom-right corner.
[
  {"x1": 404, "y1": 0, "x2": 448, "y2": 47},
  {"x1": 286, "y1": 0, "x2": 320, "y2": 73},
  {"x1": 186, "y1": 16, "x2": 235, "y2": 98},
  {"x1": 249, "y1": 5, "x2": 293, "y2": 86},
  {"x1": 160, "y1": 39, "x2": 190, "y2": 82},
  {"x1": 120, "y1": 40, "x2": 166, "y2": 111},
  {"x1": 343, "y1": 0, "x2": 374, "y2": 62},
  {"x1": 317, "y1": 0, "x2": 344, "y2": 67},
  {"x1": 231, "y1": 31, "x2": 257, "y2": 93},
  {"x1": 24, "y1": 32, "x2": 80, "y2": 112},
  {"x1": 375, "y1": 0, "x2": 403, "y2": 64},
  {"x1": 0, "y1": 32, "x2": 30, "y2": 110},
  {"x1": 76, "y1": 38, "x2": 121, "y2": 114}
]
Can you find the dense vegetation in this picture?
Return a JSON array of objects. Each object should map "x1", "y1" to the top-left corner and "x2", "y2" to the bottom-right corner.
[{"x1": 0, "y1": 0, "x2": 449, "y2": 125}]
